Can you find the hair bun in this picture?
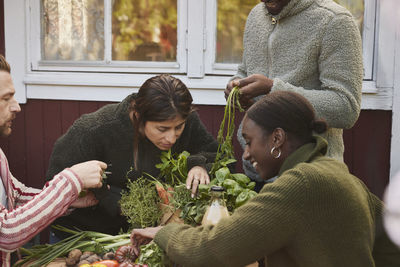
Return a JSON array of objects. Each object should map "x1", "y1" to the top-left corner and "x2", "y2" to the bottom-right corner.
[{"x1": 311, "y1": 119, "x2": 327, "y2": 134}]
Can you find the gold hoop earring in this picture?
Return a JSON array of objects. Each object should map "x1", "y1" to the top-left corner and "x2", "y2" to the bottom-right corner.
[{"x1": 270, "y1": 146, "x2": 281, "y2": 159}]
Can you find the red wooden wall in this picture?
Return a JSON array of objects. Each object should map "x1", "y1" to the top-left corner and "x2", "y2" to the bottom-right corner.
[
  {"x1": 0, "y1": 99, "x2": 392, "y2": 199},
  {"x1": 0, "y1": 0, "x2": 392, "y2": 200}
]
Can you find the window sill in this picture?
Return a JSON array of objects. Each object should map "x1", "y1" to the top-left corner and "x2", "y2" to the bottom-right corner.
[{"x1": 24, "y1": 72, "x2": 392, "y2": 109}]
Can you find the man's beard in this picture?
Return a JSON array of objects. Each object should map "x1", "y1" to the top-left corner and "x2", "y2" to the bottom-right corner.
[{"x1": 0, "y1": 125, "x2": 12, "y2": 137}]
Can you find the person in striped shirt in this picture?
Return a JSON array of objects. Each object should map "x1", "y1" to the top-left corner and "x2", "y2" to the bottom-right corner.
[{"x1": 0, "y1": 54, "x2": 107, "y2": 267}]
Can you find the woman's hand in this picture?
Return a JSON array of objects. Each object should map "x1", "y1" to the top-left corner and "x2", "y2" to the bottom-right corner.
[
  {"x1": 130, "y1": 226, "x2": 163, "y2": 255},
  {"x1": 186, "y1": 166, "x2": 210, "y2": 198},
  {"x1": 70, "y1": 191, "x2": 99, "y2": 208},
  {"x1": 70, "y1": 160, "x2": 107, "y2": 189},
  {"x1": 225, "y1": 74, "x2": 273, "y2": 109}
]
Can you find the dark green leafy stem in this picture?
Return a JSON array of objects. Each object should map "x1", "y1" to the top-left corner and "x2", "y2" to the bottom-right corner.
[{"x1": 210, "y1": 86, "x2": 244, "y2": 175}]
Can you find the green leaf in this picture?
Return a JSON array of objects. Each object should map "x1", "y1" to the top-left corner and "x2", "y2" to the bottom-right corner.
[
  {"x1": 232, "y1": 173, "x2": 251, "y2": 187},
  {"x1": 198, "y1": 184, "x2": 210, "y2": 194},
  {"x1": 247, "y1": 181, "x2": 256, "y2": 190},
  {"x1": 155, "y1": 163, "x2": 163, "y2": 168},
  {"x1": 215, "y1": 167, "x2": 231, "y2": 183},
  {"x1": 227, "y1": 183, "x2": 243, "y2": 197},
  {"x1": 220, "y1": 158, "x2": 237, "y2": 167},
  {"x1": 222, "y1": 178, "x2": 238, "y2": 190},
  {"x1": 235, "y1": 190, "x2": 250, "y2": 208}
]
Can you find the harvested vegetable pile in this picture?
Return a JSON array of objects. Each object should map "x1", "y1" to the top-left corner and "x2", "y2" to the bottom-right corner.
[
  {"x1": 15, "y1": 225, "x2": 131, "y2": 267},
  {"x1": 17, "y1": 87, "x2": 257, "y2": 267}
]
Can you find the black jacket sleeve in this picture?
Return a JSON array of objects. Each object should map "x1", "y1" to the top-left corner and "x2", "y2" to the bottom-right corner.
[
  {"x1": 183, "y1": 112, "x2": 219, "y2": 171},
  {"x1": 46, "y1": 119, "x2": 101, "y2": 181}
]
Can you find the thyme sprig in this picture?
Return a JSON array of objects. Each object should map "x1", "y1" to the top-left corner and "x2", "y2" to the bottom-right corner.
[{"x1": 120, "y1": 175, "x2": 162, "y2": 229}]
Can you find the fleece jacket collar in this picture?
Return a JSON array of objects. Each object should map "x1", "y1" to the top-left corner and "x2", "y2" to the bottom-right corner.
[
  {"x1": 262, "y1": 0, "x2": 315, "y2": 21},
  {"x1": 115, "y1": 93, "x2": 136, "y2": 127}
]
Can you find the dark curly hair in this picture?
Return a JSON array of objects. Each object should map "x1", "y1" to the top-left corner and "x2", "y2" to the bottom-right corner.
[
  {"x1": 131, "y1": 74, "x2": 194, "y2": 169},
  {"x1": 246, "y1": 91, "x2": 327, "y2": 144}
]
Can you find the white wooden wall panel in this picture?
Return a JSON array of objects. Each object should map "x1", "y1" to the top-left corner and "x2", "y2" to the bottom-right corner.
[{"x1": 4, "y1": 0, "x2": 27, "y2": 103}]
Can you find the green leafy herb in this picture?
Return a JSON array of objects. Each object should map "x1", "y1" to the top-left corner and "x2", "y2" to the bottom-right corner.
[
  {"x1": 156, "y1": 150, "x2": 190, "y2": 185},
  {"x1": 137, "y1": 242, "x2": 166, "y2": 267},
  {"x1": 120, "y1": 175, "x2": 162, "y2": 228}
]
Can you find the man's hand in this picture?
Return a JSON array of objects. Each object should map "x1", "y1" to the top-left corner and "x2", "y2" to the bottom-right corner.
[
  {"x1": 70, "y1": 160, "x2": 107, "y2": 189},
  {"x1": 130, "y1": 226, "x2": 163, "y2": 255},
  {"x1": 225, "y1": 79, "x2": 240, "y2": 100},
  {"x1": 225, "y1": 74, "x2": 273, "y2": 109},
  {"x1": 70, "y1": 191, "x2": 99, "y2": 208},
  {"x1": 186, "y1": 166, "x2": 210, "y2": 198}
]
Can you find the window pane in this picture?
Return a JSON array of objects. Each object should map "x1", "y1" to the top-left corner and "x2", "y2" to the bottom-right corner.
[
  {"x1": 112, "y1": 0, "x2": 177, "y2": 62},
  {"x1": 334, "y1": 0, "x2": 364, "y2": 34},
  {"x1": 216, "y1": 0, "x2": 365, "y2": 64},
  {"x1": 41, "y1": 0, "x2": 104, "y2": 61},
  {"x1": 216, "y1": 0, "x2": 259, "y2": 64}
]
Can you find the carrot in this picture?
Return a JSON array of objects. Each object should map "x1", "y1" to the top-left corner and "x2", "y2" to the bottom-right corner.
[{"x1": 155, "y1": 183, "x2": 171, "y2": 205}]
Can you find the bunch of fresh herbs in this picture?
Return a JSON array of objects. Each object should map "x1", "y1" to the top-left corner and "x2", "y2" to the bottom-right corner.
[{"x1": 120, "y1": 175, "x2": 162, "y2": 229}]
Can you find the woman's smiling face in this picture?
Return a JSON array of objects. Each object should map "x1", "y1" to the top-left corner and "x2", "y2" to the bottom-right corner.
[{"x1": 242, "y1": 115, "x2": 281, "y2": 180}]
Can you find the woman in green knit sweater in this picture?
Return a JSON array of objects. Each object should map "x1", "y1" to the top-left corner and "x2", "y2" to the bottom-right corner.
[
  {"x1": 131, "y1": 91, "x2": 399, "y2": 267},
  {"x1": 226, "y1": 0, "x2": 363, "y2": 186}
]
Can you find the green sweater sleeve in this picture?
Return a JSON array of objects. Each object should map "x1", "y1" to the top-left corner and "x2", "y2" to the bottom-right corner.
[{"x1": 154, "y1": 173, "x2": 306, "y2": 267}]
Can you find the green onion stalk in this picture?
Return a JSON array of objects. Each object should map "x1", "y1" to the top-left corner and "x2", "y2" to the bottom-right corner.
[{"x1": 14, "y1": 225, "x2": 130, "y2": 267}]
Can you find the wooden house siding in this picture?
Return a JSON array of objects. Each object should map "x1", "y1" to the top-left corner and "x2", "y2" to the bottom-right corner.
[{"x1": 0, "y1": 99, "x2": 392, "y2": 199}]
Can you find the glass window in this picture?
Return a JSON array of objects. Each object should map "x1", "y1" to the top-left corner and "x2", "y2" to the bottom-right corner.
[
  {"x1": 37, "y1": 0, "x2": 371, "y2": 79},
  {"x1": 41, "y1": 0, "x2": 105, "y2": 61},
  {"x1": 40, "y1": 0, "x2": 178, "y2": 63},
  {"x1": 112, "y1": 0, "x2": 177, "y2": 62},
  {"x1": 216, "y1": 0, "x2": 365, "y2": 64},
  {"x1": 334, "y1": 0, "x2": 364, "y2": 33},
  {"x1": 216, "y1": 0, "x2": 258, "y2": 64}
]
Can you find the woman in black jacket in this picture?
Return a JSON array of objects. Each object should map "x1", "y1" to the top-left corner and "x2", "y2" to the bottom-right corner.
[{"x1": 46, "y1": 74, "x2": 218, "y2": 236}]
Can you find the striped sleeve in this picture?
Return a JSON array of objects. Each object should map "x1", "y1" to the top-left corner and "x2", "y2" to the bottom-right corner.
[
  {"x1": 0, "y1": 168, "x2": 82, "y2": 252},
  {"x1": 11, "y1": 174, "x2": 41, "y2": 207}
]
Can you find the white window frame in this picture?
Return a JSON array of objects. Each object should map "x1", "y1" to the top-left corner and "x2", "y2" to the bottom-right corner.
[
  {"x1": 3, "y1": 0, "x2": 397, "y2": 108},
  {"x1": 29, "y1": 0, "x2": 188, "y2": 74},
  {"x1": 362, "y1": 0, "x2": 376, "y2": 82}
]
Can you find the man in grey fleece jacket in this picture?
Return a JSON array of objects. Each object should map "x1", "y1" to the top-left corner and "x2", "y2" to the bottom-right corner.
[{"x1": 226, "y1": 0, "x2": 363, "y2": 182}]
